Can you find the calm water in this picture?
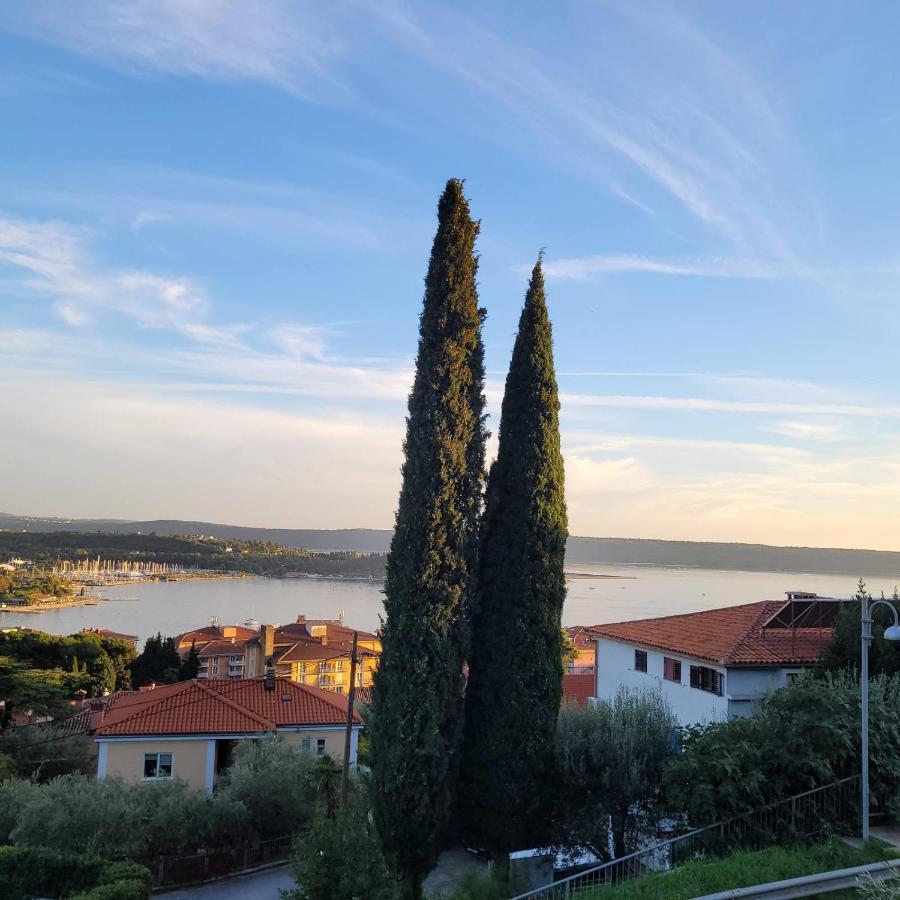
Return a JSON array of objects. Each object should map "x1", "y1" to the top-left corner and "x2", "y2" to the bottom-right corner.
[{"x1": 1, "y1": 565, "x2": 895, "y2": 647}]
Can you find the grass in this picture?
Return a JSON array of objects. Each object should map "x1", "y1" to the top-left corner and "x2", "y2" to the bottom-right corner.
[{"x1": 578, "y1": 839, "x2": 899, "y2": 900}]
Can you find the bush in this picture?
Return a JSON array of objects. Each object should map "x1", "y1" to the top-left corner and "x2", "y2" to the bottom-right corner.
[
  {"x1": 0, "y1": 845, "x2": 103, "y2": 898},
  {"x1": 284, "y1": 782, "x2": 400, "y2": 900},
  {"x1": 0, "y1": 779, "x2": 36, "y2": 843},
  {"x1": 70, "y1": 880, "x2": 150, "y2": 900},
  {"x1": 665, "y1": 671, "x2": 900, "y2": 825},
  {"x1": 555, "y1": 688, "x2": 677, "y2": 859},
  {"x1": 437, "y1": 872, "x2": 509, "y2": 900},
  {"x1": 10, "y1": 773, "x2": 245, "y2": 858},
  {"x1": 217, "y1": 736, "x2": 317, "y2": 838}
]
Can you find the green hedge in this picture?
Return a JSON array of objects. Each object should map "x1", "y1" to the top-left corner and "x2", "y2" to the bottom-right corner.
[{"x1": 0, "y1": 845, "x2": 150, "y2": 899}]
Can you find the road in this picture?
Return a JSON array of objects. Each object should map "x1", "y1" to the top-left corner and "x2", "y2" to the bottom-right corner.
[{"x1": 158, "y1": 865, "x2": 294, "y2": 899}]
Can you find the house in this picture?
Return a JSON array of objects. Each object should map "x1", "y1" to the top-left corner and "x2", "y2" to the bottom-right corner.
[
  {"x1": 90, "y1": 675, "x2": 362, "y2": 792},
  {"x1": 590, "y1": 592, "x2": 837, "y2": 725},
  {"x1": 81, "y1": 627, "x2": 139, "y2": 649},
  {"x1": 565, "y1": 625, "x2": 599, "y2": 674},
  {"x1": 174, "y1": 616, "x2": 381, "y2": 695}
]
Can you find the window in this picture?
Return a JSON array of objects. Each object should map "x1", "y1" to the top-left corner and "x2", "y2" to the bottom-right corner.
[
  {"x1": 634, "y1": 649, "x2": 648, "y2": 673},
  {"x1": 143, "y1": 752, "x2": 173, "y2": 779},
  {"x1": 316, "y1": 738, "x2": 327, "y2": 756},
  {"x1": 663, "y1": 657, "x2": 681, "y2": 683},
  {"x1": 689, "y1": 665, "x2": 723, "y2": 695}
]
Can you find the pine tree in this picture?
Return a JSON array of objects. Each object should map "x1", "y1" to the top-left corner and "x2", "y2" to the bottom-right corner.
[
  {"x1": 370, "y1": 179, "x2": 486, "y2": 898},
  {"x1": 179, "y1": 641, "x2": 201, "y2": 681},
  {"x1": 459, "y1": 256, "x2": 568, "y2": 854}
]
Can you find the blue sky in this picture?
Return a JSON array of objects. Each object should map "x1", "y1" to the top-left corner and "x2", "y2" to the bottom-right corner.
[{"x1": 3, "y1": 1, "x2": 900, "y2": 548}]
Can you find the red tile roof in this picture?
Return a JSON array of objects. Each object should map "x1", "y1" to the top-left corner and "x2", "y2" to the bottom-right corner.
[
  {"x1": 592, "y1": 601, "x2": 833, "y2": 666},
  {"x1": 562, "y1": 673, "x2": 594, "y2": 706},
  {"x1": 94, "y1": 677, "x2": 361, "y2": 737},
  {"x1": 197, "y1": 639, "x2": 250, "y2": 658},
  {"x1": 566, "y1": 626, "x2": 599, "y2": 652}
]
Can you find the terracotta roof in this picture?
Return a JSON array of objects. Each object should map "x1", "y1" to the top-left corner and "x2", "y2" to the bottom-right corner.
[
  {"x1": 592, "y1": 601, "x2": 832, "y2": 666},
  {"x1": 562, "y1": 673, "x2": 594, "y2": 706},
  {"x1": 82, "y1": 628, "x2": 138, "y2": 643},
  {"x1": 566, "y1": 625, "x2": 600, "y2": 652},
  {"x1": 197, "y1": 639, "x2": 249, "y2": 658},
  {"x1": 175, "y1": 625, "x2": 257, "y2": 647},
  {"x1": 94, "y1": 677, "x2": 361, "y2": 737}
]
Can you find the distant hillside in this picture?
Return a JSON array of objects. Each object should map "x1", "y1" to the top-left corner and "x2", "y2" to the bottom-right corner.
[{"x1": 3, "y1": 513, "x2": 900, "y2": 578}]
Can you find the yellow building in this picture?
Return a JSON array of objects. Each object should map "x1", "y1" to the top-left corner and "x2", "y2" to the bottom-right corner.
[
  {"x1": 175, "y1": 617, "x2": 381, "y2": 696},
  {"x1": 93, "y1": 677, "x2": 362, "y2": 792}
]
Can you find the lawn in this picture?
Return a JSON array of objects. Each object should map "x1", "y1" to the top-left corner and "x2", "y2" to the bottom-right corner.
[{"x1": 579, "y1": 839, "x2": 899, "y2": 900}]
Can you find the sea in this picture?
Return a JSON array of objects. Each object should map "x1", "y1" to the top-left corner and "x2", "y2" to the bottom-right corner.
[{"x1": 1, "y1": 563, "x2": 895, "y2": 648}]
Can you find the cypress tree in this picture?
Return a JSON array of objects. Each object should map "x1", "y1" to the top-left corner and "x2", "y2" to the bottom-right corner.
[
  {"x1": 459, "y1": 256, "x2": 568, "y2": 854},
  {"x1": 370, "y1": 179, "x2": 486, "y2": 898}
]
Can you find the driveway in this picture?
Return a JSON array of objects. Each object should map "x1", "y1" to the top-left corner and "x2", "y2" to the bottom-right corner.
[{"x1": 157, "y1": 864, "x2": 294, "y2": 899}]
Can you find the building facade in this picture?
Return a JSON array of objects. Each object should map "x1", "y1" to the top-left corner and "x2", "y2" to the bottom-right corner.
[
  {"x1": 591, "y1": 593, "x2": 837, "y2": 726},
  {"x1": 92, "y1": 677, "x2": 362, "y2": 792}
]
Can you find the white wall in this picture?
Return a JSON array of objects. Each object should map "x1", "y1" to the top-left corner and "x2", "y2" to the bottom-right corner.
[{"x1": 594, "y1": 638, "x2": 728, "y2": 726}]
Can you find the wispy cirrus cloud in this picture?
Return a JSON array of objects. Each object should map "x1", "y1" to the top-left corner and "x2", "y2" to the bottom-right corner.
[
  {"x1": 0, "y1": 215, "x2": 209, "y2": 336},
  {"x1": 4, "y1": 0, "x2": 350, "y2": 98},
  {"x1": 541, "y1": 254, "x2": 787, "y2": 281}
]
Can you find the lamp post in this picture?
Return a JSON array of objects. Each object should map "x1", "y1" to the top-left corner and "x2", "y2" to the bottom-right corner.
[{"x1": 860, "y1": 596, "x2": 900, "y2": 842}]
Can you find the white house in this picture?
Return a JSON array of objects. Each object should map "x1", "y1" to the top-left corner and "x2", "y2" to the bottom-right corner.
[{"x1": 591, "y1": 592, "x2": 838, "y2": 726}]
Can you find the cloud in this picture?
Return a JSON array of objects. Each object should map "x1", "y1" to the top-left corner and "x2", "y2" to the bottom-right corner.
[
  {"x1": 4, "y1": 0, "x2": 350, "y2": 98},
  {"x1": 560, "y1": 392, "x2": 900, "y2": 420},
  {"x1": 541, "y1": 254, "x2": 786, "y2": 281},
  {"x1": 0, "y1": 214, "x2": 212, "y2": 337},
  {"x1": 0, "y1": 376, "x2": 403, "y2": 529},
  {"x1": 766, "y1": 420, "x2": 847, "y2": 443}
]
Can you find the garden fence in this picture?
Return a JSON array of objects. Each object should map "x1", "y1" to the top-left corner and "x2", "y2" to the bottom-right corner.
[
  {"x1": 511, "y1": 775, "x2": 860, "y2": 900},
  {"x1": 148, "y1": 832, "x2": 294, "y2": 889}
]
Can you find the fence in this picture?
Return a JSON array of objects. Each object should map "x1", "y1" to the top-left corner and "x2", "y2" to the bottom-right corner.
[
  {"x1": 511, "y1": 775, "x2": 860, "y2": 900},
  {"x1": 149, "y1": 833, "x2": 294, "y2": 889}
]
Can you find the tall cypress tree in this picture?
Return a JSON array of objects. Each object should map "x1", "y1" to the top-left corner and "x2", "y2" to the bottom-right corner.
[
  {"x1": 370, "y1": 179, "x2": 486, "y2": 898},
  {"x1": 459, "y1": 256, "x2": 568, "y2": 854}
]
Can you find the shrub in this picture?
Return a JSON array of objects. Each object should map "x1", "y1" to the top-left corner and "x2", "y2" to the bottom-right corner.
[
  {"x1": 69, "y1": 880, "x2": 150, "y2": 900},
  {"x1": 665, "y1": 671, "x2": 900, "y2": 825},
  {"x1": 555, "y1": 688, "x2": 677, "y2": 859},
  {"x1": 10, "y1": 773, "x2": 245, "y2": 858},
  {"x1": 284, "y1": 782, "x2": 400, "y2": 900},
  {"x1": 0, "y1": 845, "x2": 104, "y2": 898},
  {"x1": 217, "y1": 736, "x2": 317, "y2": 838},
  {"x1": 0, "y1": 778, "x2": 36, "y2": 843}
]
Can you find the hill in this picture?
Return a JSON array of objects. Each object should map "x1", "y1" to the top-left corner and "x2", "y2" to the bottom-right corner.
[{"x1": 3, "y1": 513, "x2": 900, "y2": 578}]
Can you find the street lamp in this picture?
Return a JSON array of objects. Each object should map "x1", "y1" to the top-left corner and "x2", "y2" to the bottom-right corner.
[{"x1": 861, "y1": 596, "x2": 900, "y2": 842}]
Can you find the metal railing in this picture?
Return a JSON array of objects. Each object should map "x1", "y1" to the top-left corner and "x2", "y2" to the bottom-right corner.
[
  {"x1": 148, "y1": 833, "x2": 294, "y2": 889},
  {"x1": 511, "y1": 776, "x2": 860, "y2": 900}
]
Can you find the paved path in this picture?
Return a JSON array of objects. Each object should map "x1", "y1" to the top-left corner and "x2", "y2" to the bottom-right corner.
[{"x1": 157, "y1": 865, "x2": 294, "y2": 899}]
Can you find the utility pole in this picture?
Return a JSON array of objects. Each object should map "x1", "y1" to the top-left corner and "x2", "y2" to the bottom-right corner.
[{"x1": 341, "y1": 630, "x2": 359, "y2": 802}]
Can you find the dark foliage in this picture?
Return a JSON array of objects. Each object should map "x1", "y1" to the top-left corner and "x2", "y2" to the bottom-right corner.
[
  {"x1": 370, "y1": 179, "x2": 487, "y2": 897},
  {"x1": 129, "y1": 633, "x2": 181, "y2": 687},
  {"x1": 179, "y1": 641, "x2": 201, "y2": 680},
  {"x1": 459, "y1": 257, "x2": 568, "y2": 853},
  {"x1": 664, "y1": 671, "x2": 900, "y2": 825},
  {"x1": 0, "y1": 531, "x2": 385, "y2": 578},
  {"x1": 0, "y1": 845, "x2": 150, "y2": 900},
  {"x1": 820, "y1": 579, "x2": 900, "y2": 676}
]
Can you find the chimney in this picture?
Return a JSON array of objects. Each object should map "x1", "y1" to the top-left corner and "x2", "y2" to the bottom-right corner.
[
  {"x1": 260, "y1": 623, "x2": 275, "y2": 659},
  {"x1": 264, "y1": 658, "x2": 276, "y2": 692}
]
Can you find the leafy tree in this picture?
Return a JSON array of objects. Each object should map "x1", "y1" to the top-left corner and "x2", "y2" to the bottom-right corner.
[
  {"x1": 370, "y1": 179, "x2": 487, "y2": 898},
  {"x1": 0, "y1": 725, "x2": 95, "y2": 782},
  {"x1": 0, "y1": 657, "x2": 74, "y2": 725},
  {"x1": 283, "y1": 783, "x2": 401, "y2": 900},
  {"x1": 460, "y1": 256, "x2": 568, "y2": 854},
  {"x1": 555, "y1": 688, "x2": 677, "y2": 859},
  {"x1": 664, "y1": 670, "x2": 900, "y2": 825},
  {"x1": 179, "y1": 641, "x2": 201, "y2": 680},
  {"x1": 217, "y1": 737, "x2": 318, "y2": 837},
  {"x1": 129, "y1": 633, "x2": 181, "y2": 687},
  {"x1": 820, "y1": 579, "x2": 900, "y2": 676}
]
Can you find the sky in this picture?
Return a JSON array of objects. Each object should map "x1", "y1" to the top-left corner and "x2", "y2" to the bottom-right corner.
[{"x1": 3, "y1": 1, "x2": 900, "y2": 549}]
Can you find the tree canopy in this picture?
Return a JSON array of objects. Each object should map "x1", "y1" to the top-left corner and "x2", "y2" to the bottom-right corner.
[
  {"x1": 459, "y1": 257, "x2": 568, "y2": 853},
  {"x1": 370, "y1": 179, "x2": 487, "y2": 898}
]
